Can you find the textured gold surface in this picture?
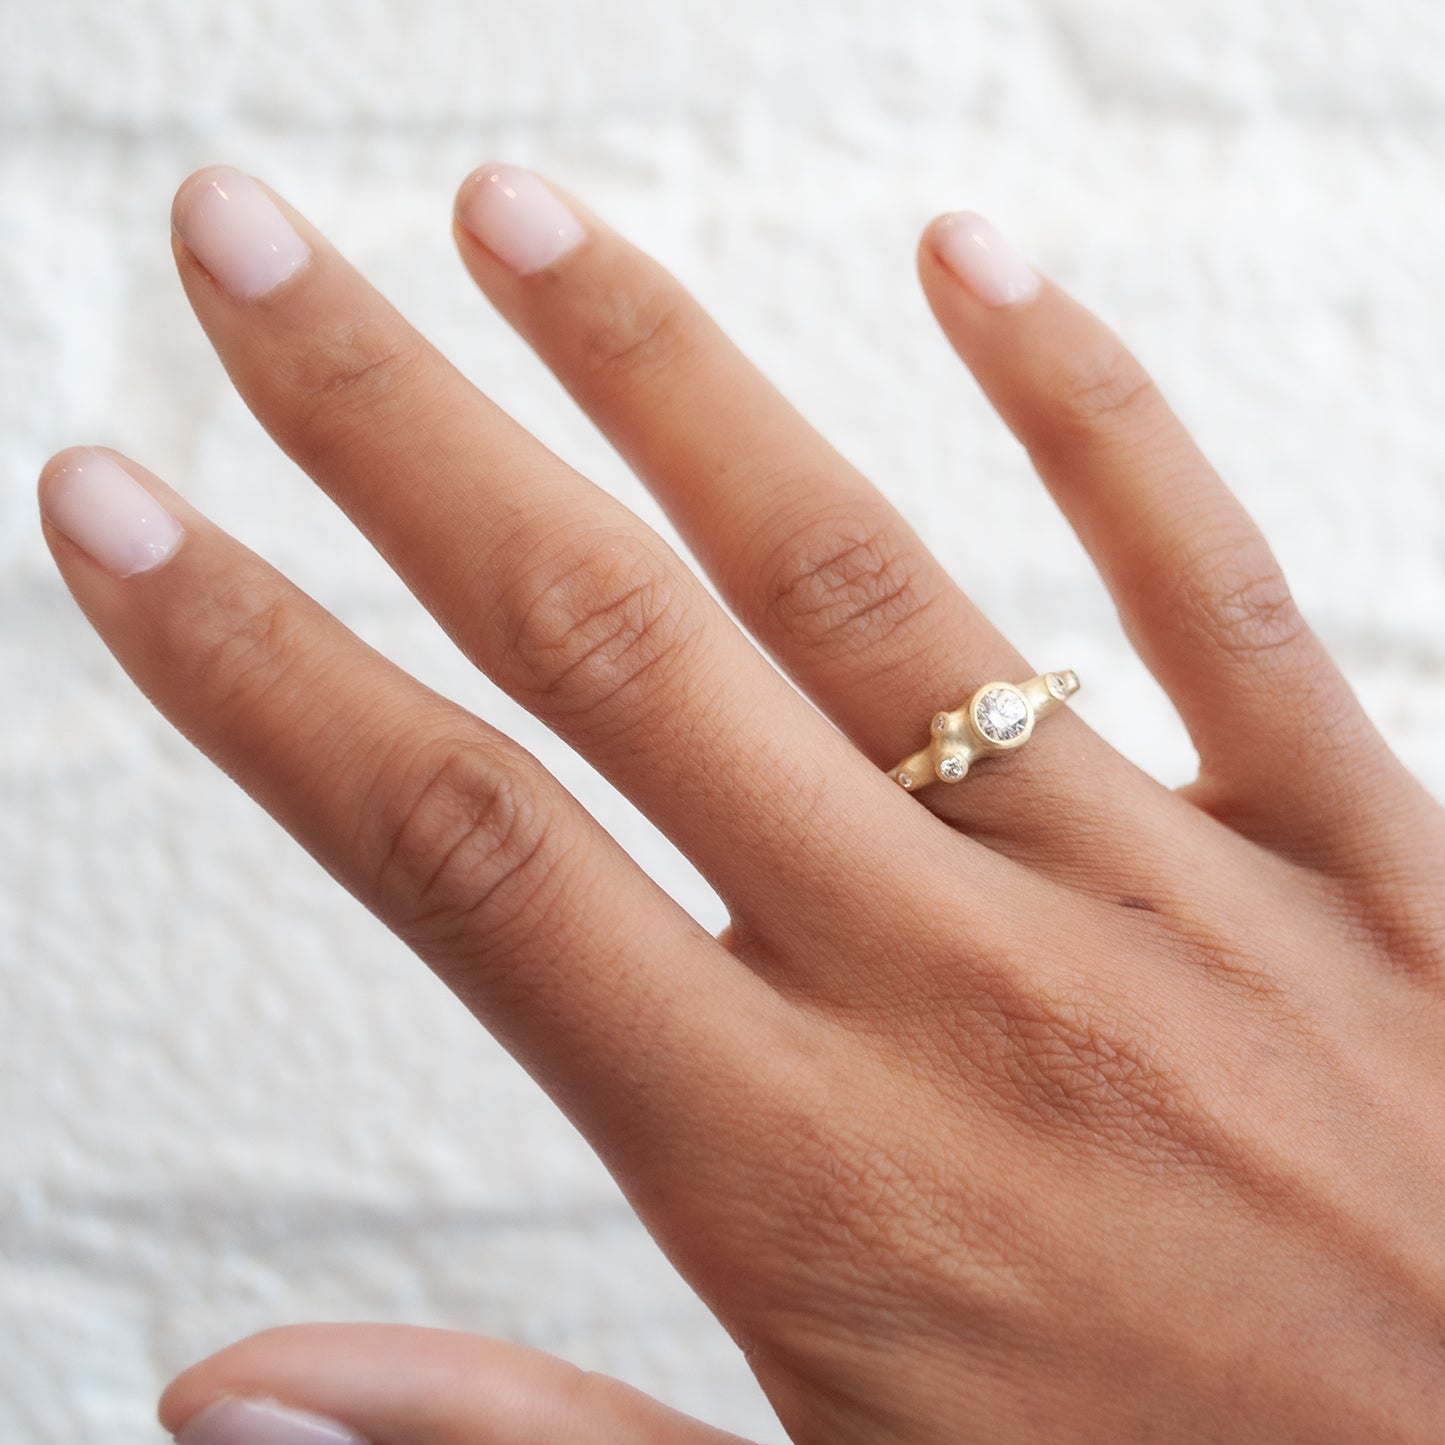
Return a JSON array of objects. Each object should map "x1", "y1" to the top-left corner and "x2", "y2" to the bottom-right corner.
[{"x1": 890, "y1": 671, "x2": 1080, "y2": 792}]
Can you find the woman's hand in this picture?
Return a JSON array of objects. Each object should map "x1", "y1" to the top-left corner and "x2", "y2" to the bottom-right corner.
[{"x1": 42, "y1": 165, "x2": 1445, "y2": 1444}]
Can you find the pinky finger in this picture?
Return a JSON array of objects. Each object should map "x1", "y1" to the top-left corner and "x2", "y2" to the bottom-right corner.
[
  {"x1": 158, "y1": 1322, "x2": 758, "y2": 1444},
  {"x1": 916, "y1": 213, "x2": 1443, "y2": 878}
]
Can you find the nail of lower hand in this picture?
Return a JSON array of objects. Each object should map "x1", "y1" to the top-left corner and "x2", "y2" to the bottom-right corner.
[
  {"x1": 172, "y1": 165, "x2": 312, "y2": 301},
  {"x1": 455, "y1": 162, "x2": 587, "y2": 275},
  {"x1": 931, "y1": 211, "x2": 1041, "y2": 308},
  {"x1": 40, "y1": 449, "x2": 183, "y2": 578},
  {"x1": 174, "y1": 1395, "x2": 369, "y2": 1445}
]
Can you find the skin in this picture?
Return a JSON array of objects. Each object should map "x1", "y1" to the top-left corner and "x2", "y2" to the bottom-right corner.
[{"x1": 39, "y1": 168, "x2": 1445, "y2": 1443}]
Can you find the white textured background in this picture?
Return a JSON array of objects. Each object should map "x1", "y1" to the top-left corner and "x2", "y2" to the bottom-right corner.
[{"x1": 4, "y1": 1, "x2": 1445, "y2": 1440}]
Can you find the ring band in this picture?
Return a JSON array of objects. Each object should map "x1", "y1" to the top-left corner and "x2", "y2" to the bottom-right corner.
[{"x1": 889, "y1": 670, "x2": 1081, "y2": 792}]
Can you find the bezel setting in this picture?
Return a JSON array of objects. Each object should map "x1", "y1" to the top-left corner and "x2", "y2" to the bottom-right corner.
[{"x1": 969, "y1": 682, "x2": 1034, "y2": 749}]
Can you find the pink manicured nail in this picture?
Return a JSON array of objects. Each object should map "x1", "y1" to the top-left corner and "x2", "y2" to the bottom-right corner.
[
  {"x1": 456, "y1": 163, "x2": 586, "y2": 275},
  {"x1": 931, "y1": 211, "x2": 1040, "y2": 308},
  {"x1": 172, "y1": 166, "x2": 311, "y2": 301},
  {"x1": 40, "y1": 450, "x2": 183, "y2": 577},
  {"x1": 175, "y1": 1395, "x2": 368, "y2": 1445}
]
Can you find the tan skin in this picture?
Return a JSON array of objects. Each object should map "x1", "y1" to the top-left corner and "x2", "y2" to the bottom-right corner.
[{"x1": 40, "y1": 167, "x2": 1445, "y2": 1443}]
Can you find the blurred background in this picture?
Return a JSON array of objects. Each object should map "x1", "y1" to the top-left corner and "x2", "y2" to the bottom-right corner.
[{"x1": 3, "y1": 0, "x2": 1444, "y2": 1439}]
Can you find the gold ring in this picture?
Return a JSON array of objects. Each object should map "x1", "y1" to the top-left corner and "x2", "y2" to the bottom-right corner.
[{"x1": 889, "y1": 671, "x2": 1081, "y2": 792}]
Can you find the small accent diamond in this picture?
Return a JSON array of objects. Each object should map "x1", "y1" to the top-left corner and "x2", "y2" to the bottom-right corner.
[
  {"x1": 1046, "y1": 672, "x2": 1067, "y2": 700},
  {"x1": 896, "y1": 772, "x2": 914, "y2": 789},
  {"x1": 937, "y1": 755, "x2": 967, "y2": 782},
  {"x1": 931, "y1": 712, "x2": 951, "y2": 735},
  {"x1": 974, "y1": 686, "x2": 1029, "y2": 744}
]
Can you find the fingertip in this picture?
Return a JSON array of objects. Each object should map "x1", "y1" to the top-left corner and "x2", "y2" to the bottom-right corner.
[
  {"x1": 170, "y1": 163, "x2": 239, "y2": 235},
  {"x1": 155, "y1": 1324, "x2": 315, "y2": 1436},
  {"x1": 38, "y1": 442, "x2": 99, "y2": 494},
  {"x1": 170, "y1": 165, "x2": 312, "y2": 302},
  {"x1": 453, "y1": 158, "x2": 501, "y2": 210},
  {"x1": 155, "y1": 1370, "x2": 199, "y2": 1435},
  {"x1": 37, "y1": 446, "x2": 186, "y2": 579},
  {"x1": 918, "y1": 209, "x2": 960, "y2": 254},
  {"x1": 921, "y1": 209, "x2": 1042, "y2": 310},
  {"x1": 155, "y1": 1323, "x2": 748, "y2": 1445},
  {"x1": 453, "y1": 161, "x2": 587, "y2": 276}
]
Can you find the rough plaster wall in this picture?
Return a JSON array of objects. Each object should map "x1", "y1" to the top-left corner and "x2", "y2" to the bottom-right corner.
[{"x1": 3, "y1": 1, "x2": 1444, "y2": 1440}]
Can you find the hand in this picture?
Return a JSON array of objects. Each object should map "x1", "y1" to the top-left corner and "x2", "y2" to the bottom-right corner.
[{"x1": 41, "y1": 165, "x2": 1445, "y2": 1444}]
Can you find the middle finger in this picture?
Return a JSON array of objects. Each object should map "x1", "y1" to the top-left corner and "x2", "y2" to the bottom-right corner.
[
  {"x1": 450, "y1": 164, "x2": 1144, "y2": 853},
  {"x1": 168, "y1": 165, "x2": 943, "y2": 950}
]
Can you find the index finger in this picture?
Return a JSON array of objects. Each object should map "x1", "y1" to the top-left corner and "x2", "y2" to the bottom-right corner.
[{"x1": 38, "y1": 446, "x2": 791, "y2": 1186}]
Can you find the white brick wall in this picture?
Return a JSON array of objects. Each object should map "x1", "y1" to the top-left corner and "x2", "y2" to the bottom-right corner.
[{"x1": 4, "y1": 2, "x2": 1443, "y2": 1440}]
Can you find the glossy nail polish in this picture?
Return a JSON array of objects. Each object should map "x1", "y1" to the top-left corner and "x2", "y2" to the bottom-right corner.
[
  {"x1": 932, "y1": 211, "x2": 1040, "y2": 308},
  {"x1": 175, "y1": 1395, "x2": 368, "y2": 1445},
  {"x1": 40, "y1": 449, "x2": 183, "y2": 577},
  {"x1": 455, "y1": 163, "x2": 586, "y2": 275},
  {"x1": 172, "y1": 166, "x2": 311, "y2": 301}
]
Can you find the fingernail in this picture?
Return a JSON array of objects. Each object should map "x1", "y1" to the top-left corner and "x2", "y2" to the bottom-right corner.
[
  {"x1": 931, "y1": 211, "x2": 1040, "y2": 308},
  {"x1": 175, "y1": 1394, "x2": 368, "y2": 1445},
  {"x1": 456, "y1": 163, "x2": 586, "y2": 275},
  {"x1": 173, "y1": 166, "x2": 311, "y2": 301},
  {"x1": 40, "y1": 449, "x2": 183, "y2": 577}
]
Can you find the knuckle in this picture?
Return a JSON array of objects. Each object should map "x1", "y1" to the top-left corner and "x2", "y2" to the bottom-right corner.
[
  {"x1": 1172, "y1": 540, "x2": 1310, "y2": 668},
  {"x1": 371, "y1": 738, "x2": 558, "y2": 959},
  {"x1": 190, "y1": 574, "x2": 313, "y2": 716},
  {"x1": 760, "y1": 512, "x2": 941, "y2": 656},
  {"x1": 1045, "y1": 340, "x2": 1159, "y2": 435},
  {"x1": 495, "y1": 528, "x2": 702, "y2": 724},
  {"x1": 577, "y1": 276, "x2": 697, "y2": 388},
  {"x1": 280, "y1": 315, "x2": 425, "y2": 445}
]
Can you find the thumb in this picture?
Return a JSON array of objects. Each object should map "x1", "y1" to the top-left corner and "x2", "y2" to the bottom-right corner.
[{"x1": 158, "y1": 1322, "x2": 761, "y2": 1445}]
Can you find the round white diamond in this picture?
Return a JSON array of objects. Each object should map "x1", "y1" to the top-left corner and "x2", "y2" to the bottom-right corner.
[
  {"x1": 1046, "y1": 672, "x2": 1067, "y2": 699},
  {"x1": 974, "y1": 686, "x2": 1029, "y2": 743},
  {"x1": 896, "y1": 772, "x2": 914, "y2": 789},
  {"x1": 931, "y1": 712, "x2": 950, "y2": 734},
  {"x1": 938, "y1": 755, "x2": 967, "y2": 782}
]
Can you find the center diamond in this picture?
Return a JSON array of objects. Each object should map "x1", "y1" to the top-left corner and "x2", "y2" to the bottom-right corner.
[{"x1": 974, "y1": 686, "x2": 1029, "y2": 744}]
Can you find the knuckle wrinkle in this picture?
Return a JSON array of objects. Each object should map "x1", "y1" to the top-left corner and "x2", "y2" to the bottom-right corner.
[
  {"x1": 762, "y1": 515, "x2": 938, "y2": 656},
  {"x1": 497, "y1": 530, "x2": 700, "y2": 725},
  {"x1": 580, "y1": 280, "x2": 695, "y2": 388},
  {"x1": 372, "y1": 741, "x2": 554, "y2": 957}
]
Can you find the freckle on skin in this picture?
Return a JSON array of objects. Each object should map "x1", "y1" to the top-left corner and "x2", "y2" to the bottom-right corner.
[{"x1": 1120, "y1": 896, "x2": 1158, "y2": 912}]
